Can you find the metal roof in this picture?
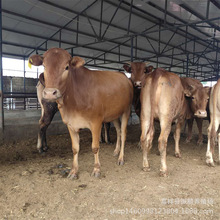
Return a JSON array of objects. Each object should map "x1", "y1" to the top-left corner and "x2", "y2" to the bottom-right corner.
[{"x1": 1, "y1": 0, "x2": 220, "y2": 81}]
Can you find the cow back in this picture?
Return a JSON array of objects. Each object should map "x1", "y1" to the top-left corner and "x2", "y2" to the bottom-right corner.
[
  {"x1": 141, "y1": 68, "x2": 186, "y2": 121},
  {"x1": 61, "y1": 66, "x2": 133, "y2": 123}
]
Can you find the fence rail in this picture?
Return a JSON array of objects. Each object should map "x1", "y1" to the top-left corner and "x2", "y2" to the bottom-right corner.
[{"x1": 3, "y1": 92, "x2": 40, "y2": 110}]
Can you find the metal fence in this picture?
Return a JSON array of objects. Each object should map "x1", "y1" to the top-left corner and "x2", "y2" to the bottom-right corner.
[{"x1": 3, "y1": 93, "x2": 40, "y2": 110}]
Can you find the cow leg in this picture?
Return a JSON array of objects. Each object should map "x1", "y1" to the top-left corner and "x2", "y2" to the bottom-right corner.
[
  {"x1": 118, "y1": 109, "x2": 130, "y2": 165},
  {"x1": 91, "y1": 123, "x2": 102, "y2": 177},
  {"x1": 37, "y1": 123, "x2": 49, "y2": 153},
  {"x1": 195, "y1": 118, "x2": 203, "y2": 145},
  {"x1": 67, "y1": 126, "x2": 80, "y2": 179},
  {"x1": 186, "y1": 118, "x2": 194, "y2": 143},
  {"x1": 158, "y1": 120, "x2": 171, "y2": 177},
  {"x1": 100, "y1": 123, "x2": 105, "y2": 143},
  {"x1": 142, "y1": 124, "x2": 154, "y2": 172},
  {"x1": 112, "y1": 119, "x2": 121, "y2": 156},
  {"x1": 218, "y1": 132, "x2": 220, "y2": 164},
  {"x1": 104, "y1": 122, "x2": 111, "y2": 144},
  {"x1": 206, "y1": 120, "x2": 219, "y2": 166},
  {"x1": 140, "y1": 111, "x2": 152, "y2": 171},
  {"x1": 174, "y1": 120, "x2": 184, "y2": 158},
  {"x1": 37, "y1": 101, "x2": 58, "y2": 153}
]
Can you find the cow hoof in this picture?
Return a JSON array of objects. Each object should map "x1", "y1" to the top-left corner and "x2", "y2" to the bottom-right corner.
[
  {"x1": 156, "y1": 151, "x2": 160, "y2": 156},
  {"x1": 160, "y1": 171, "x2": 168, "y2": 177},
  {"x1": 175, "y1": 152, "x2": 181, "y2": 158},
  {"x1": 137, "y1": 142, "x2": 142, "y2": 151},
  {"x1": 197, "y1": 140, "x2": 203, "y2": 145},
  {"x1": 43, "y1": 146, "x2": 49, "y2": 152},
  {"x1": 91, "y1": 171, "x2": 101, "y2": 178},
  {"x1": 38, "y1": 146, "x2": 49, "y2": 154},
  {"x1": 206, "y1": 161, "x2": 215, "y2": 167},
  {"x1": 143, "y1": 167, "x2": 150, "y2": 172},
  {"x1": 67, "y1": 173, "x2": 78, "y2": 180},
  {"x1": 185, "y1": 138, "x2": 191, "y2": 143},
  {"x1": 117, "y1": 160, "x2": 124, "y2": 166}
]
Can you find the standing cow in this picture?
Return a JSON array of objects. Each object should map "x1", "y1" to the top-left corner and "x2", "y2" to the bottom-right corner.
[
  {"x1": 180, "y1": 77, "x2": 210, "y2": 144},
  {"x1": 206, "y1": 79, "x2": 220, "y2": 166},
  {"x1": 36, "y1": 73, "x2": 111, "y2": 153},
  {"x1": 29, "y1": 48, "x2": 133, "y2": 179}
]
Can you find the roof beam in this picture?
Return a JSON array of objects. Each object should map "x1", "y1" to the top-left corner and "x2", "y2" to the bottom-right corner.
[
  {"x1": 27, "y1": 0, "x2": 99, "y2": 56},
  {"x1": 210, "y1": 0, "x2": 220, "y2": 10},
  {"x1": 179, "y1": 3, "x2": 220, "y2": 33}
]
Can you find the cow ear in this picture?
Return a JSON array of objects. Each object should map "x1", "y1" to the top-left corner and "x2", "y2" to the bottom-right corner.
[
  {"x1": 184, "y1": 89, "x2": 192, "y2": 97},
  {"x1": 29, "y1": 55, "x2": 43, "y2": 66},
  {"x1": 39, "y1": 73, "x2": 45, "y2": 87},
  {"x1": 145, "y1": 65, "x2": 153, "y2": 73},
  {"x1": 71, "y1": 56, "x2": 85, "y2": 68},
  {"x1": 123, "y1": 64, "x2": 131, "y2": 73},
  {"x1": 204, "y1": 86, "x2": 211, "y2": 96}
]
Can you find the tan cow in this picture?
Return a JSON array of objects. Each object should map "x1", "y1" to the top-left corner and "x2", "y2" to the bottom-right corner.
[
  {"x1": 125, "y1": 63, "x2": 189, "y2": 176},
  {"x1": 140, "y1": 68, "x2": 188, "y2": 176},
  {"x1": 123, "y1": 63, "x2": 154, "y2": 117},
  {"x1": 29, "y1": 48, "x2": 133, "y2": 179},
  {"x1": 206, "y1": 79, "x2": 220, "y2": 166},
  {"x1": 180, "y1": 77, "x2": 210, "y2": 144}
]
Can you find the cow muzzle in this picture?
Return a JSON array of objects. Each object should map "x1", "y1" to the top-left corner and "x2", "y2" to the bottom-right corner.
[
  {"x1": 194, "y1": 110, "x2": 207, "y2": 118},
  {"x1": 134, "y1": 81, "x2": 142, "y2": 89},
  {"x1": 43, "y1": 88, "x2": 62, "y2": 101}
]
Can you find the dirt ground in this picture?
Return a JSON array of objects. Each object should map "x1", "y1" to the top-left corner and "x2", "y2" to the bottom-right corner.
[{"x1": 0, "y1": 122, "x2": 220, "y2": 220}]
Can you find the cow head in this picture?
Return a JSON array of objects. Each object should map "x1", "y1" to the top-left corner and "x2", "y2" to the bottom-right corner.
[
  {"x1": 184, "y1": 85, "x2": 211, "y2": 118},
  {"x1": 123, "y1": 62, "x2": 153, "y2": 89},
  {"x1": 29, "y1": 48, "x2": 85, "y2": 101}
]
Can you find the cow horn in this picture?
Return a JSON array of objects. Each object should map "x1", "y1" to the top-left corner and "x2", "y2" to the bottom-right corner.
[
  {"x1": 145, "y1": 61, "x2": 150, "y2": 66},
  {"x1": 125, "y1": 62, "x2": 131, "y2": 65}
]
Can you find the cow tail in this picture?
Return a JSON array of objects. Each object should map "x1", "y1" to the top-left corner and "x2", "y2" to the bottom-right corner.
[{"x1": 149, "y1": 71, "x2": 160, "y2": 132}]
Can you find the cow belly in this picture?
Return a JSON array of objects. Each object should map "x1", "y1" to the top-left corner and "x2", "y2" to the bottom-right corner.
[
  {"x1": 69, "y1": 116, "x2": 91, "y2": 131},
  {"x1": 59, "y1": 109, "x2": 91, "y2": 131}
]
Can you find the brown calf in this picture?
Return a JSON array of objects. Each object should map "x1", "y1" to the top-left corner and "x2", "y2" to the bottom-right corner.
[{"x1": 181, "y1": 77, "x2": 210, "y2": 144}]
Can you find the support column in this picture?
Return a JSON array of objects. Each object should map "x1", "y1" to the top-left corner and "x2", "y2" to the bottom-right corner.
[
  {"x1": 23, "y1": 57, "x2": 26, "y2": 110},
  {"x1": 0, "y1": 0, "x2": 4, "y2": 142}
]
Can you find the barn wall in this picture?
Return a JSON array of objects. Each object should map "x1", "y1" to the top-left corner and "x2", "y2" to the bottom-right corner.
[{"x1": 3, "y1": 76, "x2": 38, "y2": 93}]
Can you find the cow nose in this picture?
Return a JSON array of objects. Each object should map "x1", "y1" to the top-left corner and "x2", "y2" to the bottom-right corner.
[
  {"x1": 43, "y1": 88, "x2": 61, "y2": 101},
  {"x1": 134, "y1": 81, "x2": 141, "y2": 88},
  {"x1": 194, "y1": 110, "x2": 207, "y2": 118}
]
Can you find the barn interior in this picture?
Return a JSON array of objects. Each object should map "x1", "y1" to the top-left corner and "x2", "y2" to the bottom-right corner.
[
  {"x1": 1, "y1": 0, "x2": 220, "y2": 140},
  {"x1": 1, "y1": 1, "x2": 220, "y2": 219}
]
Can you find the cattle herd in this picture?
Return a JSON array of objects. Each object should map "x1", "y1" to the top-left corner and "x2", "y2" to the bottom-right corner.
[{"x1": 28, "y1": 47, "x2": 219, "y2": 179}]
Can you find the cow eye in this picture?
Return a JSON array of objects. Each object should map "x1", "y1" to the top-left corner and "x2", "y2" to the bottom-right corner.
[
  {"x1": 65, "y1": 66, "x2": 69, "y2": 70},
  {"x1": 191, "y1": 97, "x2": 195, "y2": 100}
]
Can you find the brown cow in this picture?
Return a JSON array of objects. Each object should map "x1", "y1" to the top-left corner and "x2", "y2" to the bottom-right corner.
[
  {"x1": 180, "y1": 77, "x2": 210, "y2": 144},
  {"x1": 36, "y1": 73, "x2": 111, "y2": 153},
  {"x1": 123, "y1": 63, "x2": 154, "y2": 117},
  {"x1": 206, "y1": 79, "x2": 220, "y2": 166},
  {"x1": 29, "y1": 48, "x2": 133, "y2": 179}
]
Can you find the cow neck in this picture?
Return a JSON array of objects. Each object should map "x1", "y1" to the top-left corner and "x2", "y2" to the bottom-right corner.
[{"x1": 63, "y1": 66, "x2": 94, "y2": 111}]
